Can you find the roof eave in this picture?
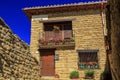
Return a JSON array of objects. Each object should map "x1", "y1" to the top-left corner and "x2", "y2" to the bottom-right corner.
[
  {"x1": 23, "y1": 1, "x2": 107, "y2": 19},
  {"x1": 23, "y1": 1, "x2": 107, "y2": 10}
]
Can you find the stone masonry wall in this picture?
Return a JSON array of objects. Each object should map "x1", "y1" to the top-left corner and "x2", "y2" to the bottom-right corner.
[
  {"x1": 0, "y1": 18, "x2": 40, "y2": 80},
  {"x1": 54, "y1": 10, "x2": 106, "y2": 80},
  {"x1": 31, "y1": 9, "x2": 107, "y2": 80},
  {"x1": 107, "y1": 0, "x2": 120, "y2": 80}
]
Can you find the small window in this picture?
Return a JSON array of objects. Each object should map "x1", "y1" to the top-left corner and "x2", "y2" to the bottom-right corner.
[{"x1": 78, "y1": 50, "x2": 99, "y2": 69}]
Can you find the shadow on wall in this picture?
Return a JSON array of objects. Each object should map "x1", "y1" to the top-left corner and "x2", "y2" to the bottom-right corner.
[
  {"x1": 0, "y1": 56, "x2": 4, "y2": 77},
  {"x1": 100, "y1": 51, "x2": 112, "y2": 80}
]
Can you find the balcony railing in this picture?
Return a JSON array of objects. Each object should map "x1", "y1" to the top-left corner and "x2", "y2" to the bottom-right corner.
[{"x1": 38, "y1": 38, "x2": 75, "y2": 49}]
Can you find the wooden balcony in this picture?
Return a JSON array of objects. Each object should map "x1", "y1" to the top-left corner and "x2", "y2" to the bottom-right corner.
[{"x1": 39, "y1": 39, "x2": 75, "y2": 49}]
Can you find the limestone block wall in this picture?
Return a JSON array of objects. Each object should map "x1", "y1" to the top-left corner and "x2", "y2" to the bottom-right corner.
[
  {"x1": 31, "y1": 9, "x2": 107, "y2": 80},
  {"x1": 54, "y1": 10, "x2": 106, "y2": 80},
  {"x1": 55, "y1": 50, "x2": 78, "y2": 78},
  {"x1": 30, "y1": 20, "x2": 43, "y2": 62},
  {"x1": 0, "y1": 19, "x2": 40, "y2": 80},
  {"x1": 107, "y1": 0, "x2": 120, "y2": 79}
]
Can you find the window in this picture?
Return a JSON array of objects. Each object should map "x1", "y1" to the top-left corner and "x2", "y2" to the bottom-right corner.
[
  {"x1": 44, "y1": 21, "x2": 72, "y2": 40},
  {"x1": 78, "y1": 50, "x2": 99, "y2": 69}
]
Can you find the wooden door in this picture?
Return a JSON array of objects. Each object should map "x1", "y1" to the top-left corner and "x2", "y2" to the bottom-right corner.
[{"x1": 40, "y1": 49, "x2": 55, "y2": 76}]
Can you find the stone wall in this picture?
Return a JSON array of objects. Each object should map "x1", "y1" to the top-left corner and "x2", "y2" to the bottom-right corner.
[
  {"x1": 31, "y1": 8, "x2": 107, "y2": 80},
  {"x1": 0, "y1": 18, "x2": 40, "y2": 80},
  {"x1": 54, "y1": 10, "x2": 106, "y2": 80},
  {"x1": 107, "y1": 0, "x2": 120, "y2": 80}
]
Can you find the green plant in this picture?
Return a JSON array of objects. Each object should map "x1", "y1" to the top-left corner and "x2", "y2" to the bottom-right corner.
[
  {"x1": 101, "y1": 70, "x2": 106, "y2": 75},
  {"x1": 85, "y1": 69, "x2": 94, "y2": 77},
  {"x1": 53, "y1": 26, "x2": 60, "y2": 31},
  {"x1": 70, "y1": 37, "x2": 74, "y2": 42},
  {"x1": 70, "y1": 71, "x2": 79, "y2": 79}
]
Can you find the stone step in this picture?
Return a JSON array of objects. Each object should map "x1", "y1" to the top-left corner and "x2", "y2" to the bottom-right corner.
[{"x1": 40, "y1": 76, "x2": 80, "y2": 80}]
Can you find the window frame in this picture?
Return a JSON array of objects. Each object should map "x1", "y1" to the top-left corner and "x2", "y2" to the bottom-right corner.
[{"x1": 77, "y1": 50, "x2": 99, "y2": 69}]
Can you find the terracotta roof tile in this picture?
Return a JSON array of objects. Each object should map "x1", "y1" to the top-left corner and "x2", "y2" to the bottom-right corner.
[
  {"x1": 23, "y1": 1, "x2": 107, "y2": 10},
  {"x1": 23, "y1": 1, "x2": 107, "y2": 19}
]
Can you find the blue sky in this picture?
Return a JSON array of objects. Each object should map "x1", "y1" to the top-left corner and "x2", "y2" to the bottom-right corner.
[{"x1": 0, "y1": 0, "x2": 100, "y2": 44}]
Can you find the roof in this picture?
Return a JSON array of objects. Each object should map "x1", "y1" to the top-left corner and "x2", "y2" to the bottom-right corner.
[
  {"x1": 23, "y1": 1, "x2": 107, "y2": 19},
  {"x1": 24, "y1": 1, "x2": 107, "y2": 10},
  {"x1": 0, "y1": 17, "x2": 9, "y2": 29}
]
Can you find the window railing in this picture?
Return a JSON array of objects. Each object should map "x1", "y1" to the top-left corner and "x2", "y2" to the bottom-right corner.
[
  {"x1": 38, "y1": 37, "x2": 75, "y2": 49},
  {"x1": 38, "y1": 29, "x2": 75, "y2": 49},
  {"x1": 78, "y1": 50, "x2": 99, "y2": 69}
]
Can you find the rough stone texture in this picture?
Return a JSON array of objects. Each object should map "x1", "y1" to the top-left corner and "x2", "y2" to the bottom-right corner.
[
  {"x1": 30, "y1": 21, "x2": 43, "y2": 62},
  {"x1": 30, "y1": 9, "x2": 107, "y2": 80},
  {"x1": 0, "y1": 18, "x2": 40, "y2": 80},
  {"x1": 107, "y1": 0, "x2": 120, "y2": 80}
]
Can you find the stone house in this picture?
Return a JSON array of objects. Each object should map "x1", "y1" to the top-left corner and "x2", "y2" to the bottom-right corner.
[{"x1": 24, "y1": 1, "x2": 107, "y2": 80}]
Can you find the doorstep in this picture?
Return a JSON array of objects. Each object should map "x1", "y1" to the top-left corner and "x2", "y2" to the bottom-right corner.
[{"x1": 40, "y1": 76, "x2": 57, "y2": 80}]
